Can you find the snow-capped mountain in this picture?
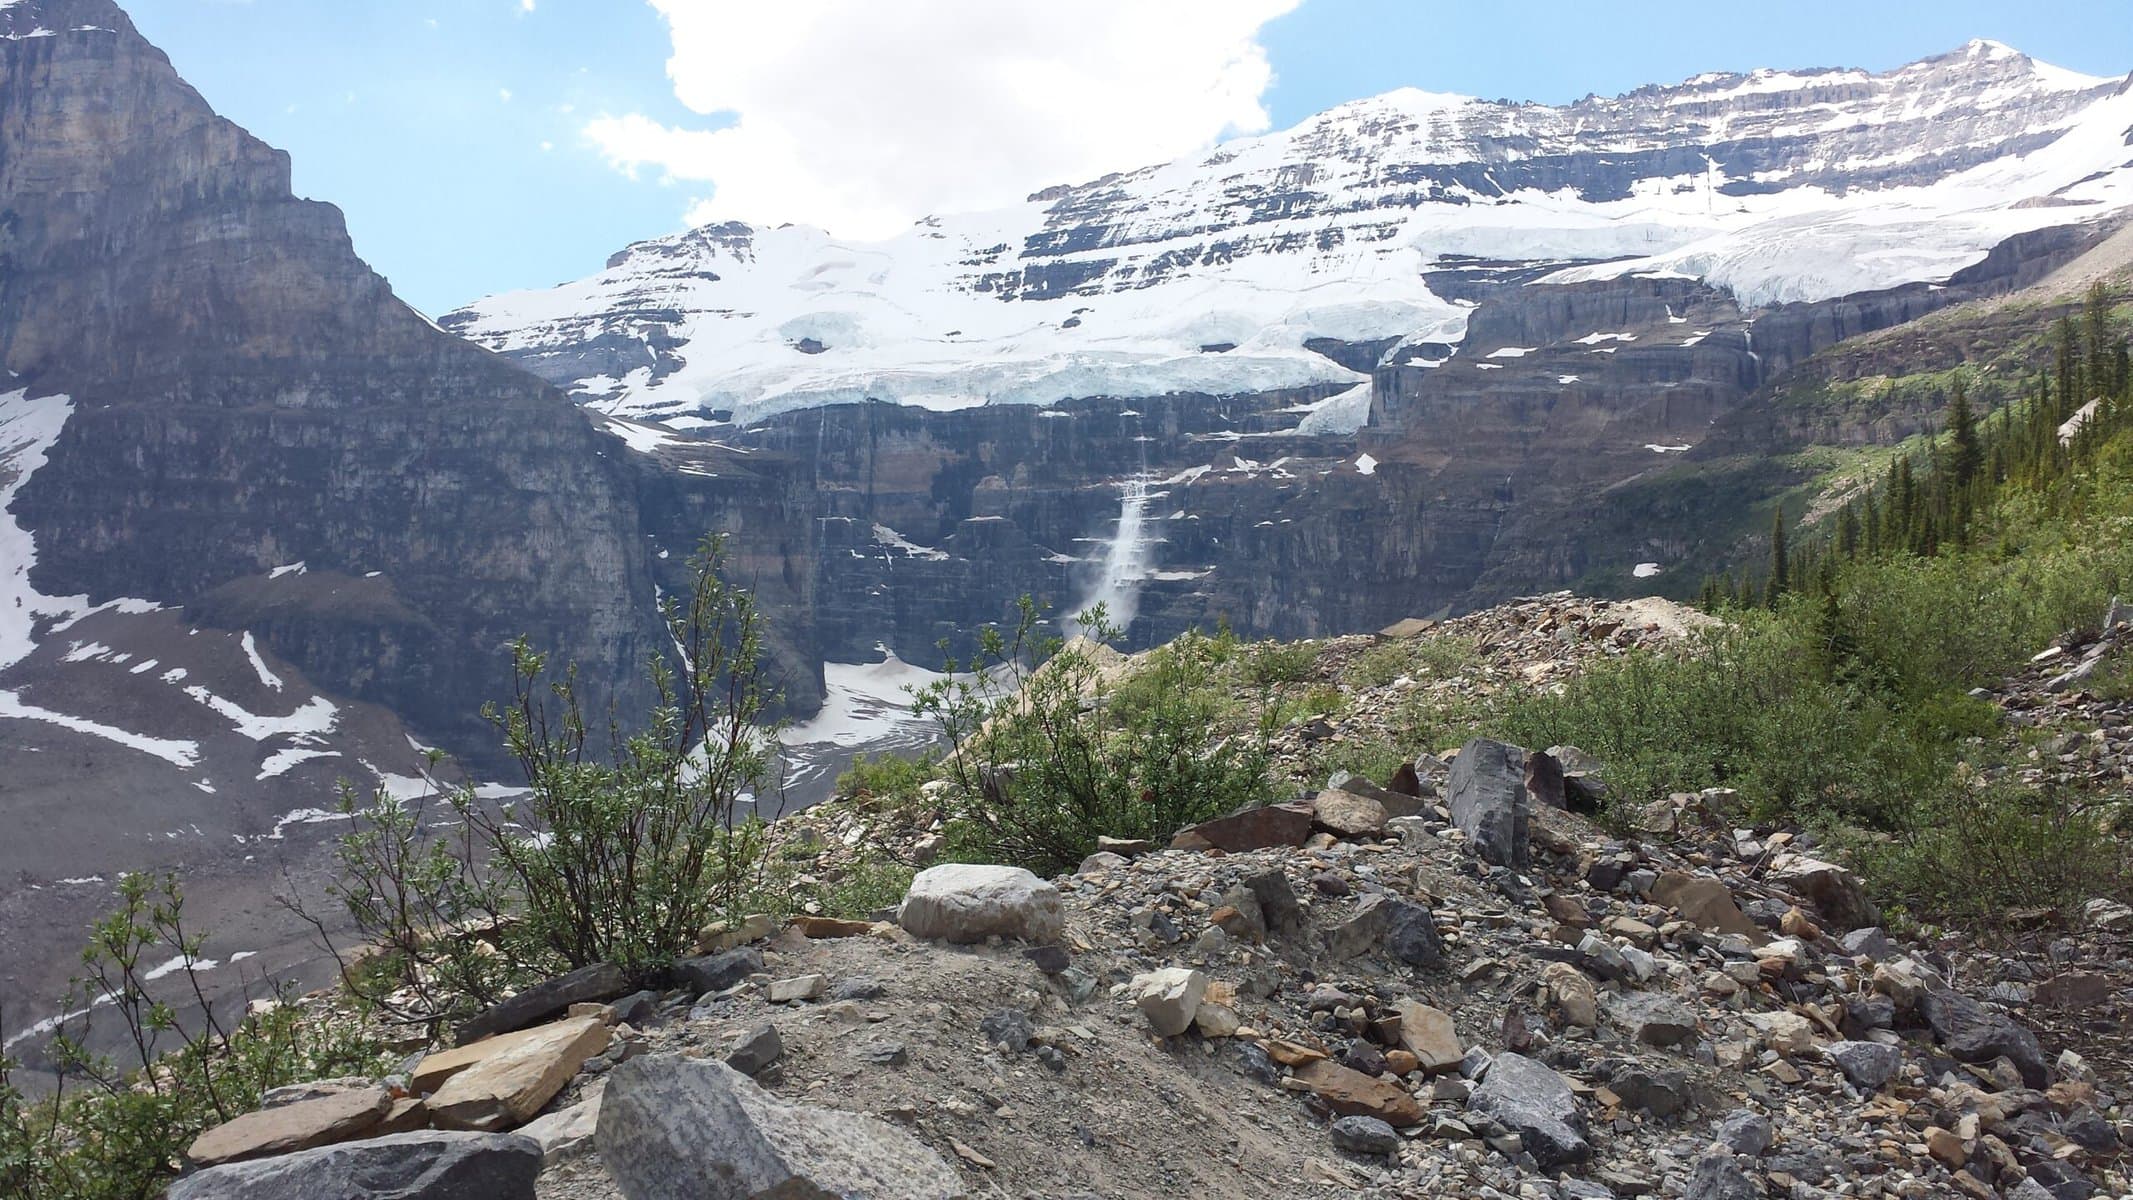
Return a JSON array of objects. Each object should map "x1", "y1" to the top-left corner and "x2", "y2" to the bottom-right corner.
[{"x1": 448, "y1": 40, "x2": 2133, "y2": 429}]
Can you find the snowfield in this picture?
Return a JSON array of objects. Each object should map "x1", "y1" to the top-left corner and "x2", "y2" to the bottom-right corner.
[{"x1": 451, "y1": 41, "x2": 2133, "y2": 433}]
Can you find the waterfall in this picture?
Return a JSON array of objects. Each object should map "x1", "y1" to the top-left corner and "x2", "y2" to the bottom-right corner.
[{"x1": 1068, "y1": 412, "x2": 1155, "y2": 640}]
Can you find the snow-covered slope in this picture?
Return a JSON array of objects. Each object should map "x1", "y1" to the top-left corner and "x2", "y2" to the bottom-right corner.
[{"x1": 449, "y1": 41, "x2": 2133, "y2": 428}]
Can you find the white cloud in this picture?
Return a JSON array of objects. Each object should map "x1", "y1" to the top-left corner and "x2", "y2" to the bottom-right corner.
[
  {"x1": 518, "y1": 0, "x2": 535, "y2": 12},
  {"x1": 585, "y1": 0, "x2": 1301, "y2": 239},
  {"x1": 499, "y1": 88, "x2": 514, "y2": 102}
]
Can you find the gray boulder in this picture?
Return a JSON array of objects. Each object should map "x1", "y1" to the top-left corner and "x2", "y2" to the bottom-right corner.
[
  {"x1": 1468, "y1": 1052, "x2": 1589, "y2": 1167},
  {"x1": 674, "y1": 948, "x2": 763, "y2": 996},
  {"x1": 1446, "y1": 738, "x2": 1530, "y2": 868},
  {"x1": 167, "y1": 1132, "x2": 540, "y2": 1200},
  {"x1": 1329, "y1": 1115, "x2": 1400, "y2": 1156},
  {"x1": 1683, "y1": 1151, "x2": 1760, "y2": 1200},
  {"x1": 898, "y1": 865, "x2": 1064, "y2": 944},
  {"x1": 597, "y1": 1054, "x2": 966, "y2": 1199},
  {"x1": 1384, "y1": 897, "x2": 1446, "y2": 969},
  {"x1": 1604, "y1": 989, "x2": 1700, "y2": 1047},
  {"x1": 1712, "y1": 1109, "x2": 1773, "y2": 1156},
  {"x1": 1826, "y1": 1040, "x2": 1901, "y2": 1092},
  {"x1": 1918, "y1": 989, "x2": 2049, "y2": 1087}
]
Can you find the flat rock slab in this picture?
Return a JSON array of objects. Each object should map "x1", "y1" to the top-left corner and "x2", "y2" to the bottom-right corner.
[
  {"x1": 168, "y1": 1131, "x2": 541, "y2": 1200},
  {"x1": 188, "y1": 1087, "x2": 393, "y2": 1166},
  {"x1": 597, "y1": 1054, "x2": 966, "y2": 1199},
  {"x1": 1169, "y1": 803, "x2": 1314, "y2": 853},
  {"x1": 898, "y1": 864, "x2": 1064, "y2": 944},
  {"x1": 1650, "y1": 870, "x2": 1758, "y2": 938},
  {"x1": 1391, "y1": 999, "x2": 1462, "y2": 1072},
  {"x1": 426, "y1": 1016, "x2": 611, "y2": 1132},
  {"x1": 456, "y1": 961, "x2": 629, "y2": 1044},
  {"x1": 1291, "y1": 1059, "x2": 1425, "y2": 1127}
]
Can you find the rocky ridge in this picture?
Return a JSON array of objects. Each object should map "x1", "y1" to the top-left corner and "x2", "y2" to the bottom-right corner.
[{"x1": 161, "y1": 601, "x2": 2133, "y2": 1200}]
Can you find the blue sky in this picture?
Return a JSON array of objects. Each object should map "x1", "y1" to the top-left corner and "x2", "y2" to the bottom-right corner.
[{"x1": 125, "y1": 0, "x2": 2133, "y2": 315}]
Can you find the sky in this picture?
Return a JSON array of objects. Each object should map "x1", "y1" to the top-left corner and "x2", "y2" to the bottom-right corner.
[{"x1": 123, "y1": 0, "x2": 2133, "y2": 316}]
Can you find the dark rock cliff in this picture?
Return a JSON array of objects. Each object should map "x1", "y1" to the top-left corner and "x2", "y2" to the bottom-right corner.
[{"x1": 0, "y1": 0, "x2": 666, "y2": 757}]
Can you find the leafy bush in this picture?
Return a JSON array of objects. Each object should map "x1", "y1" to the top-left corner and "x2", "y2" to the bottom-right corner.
[
  {"x1": 1241, "y1": 639, "x2": 1318, "y2": 687},
  {"x1": 318, "y1": 536, "x2": 778, "y2": 1020},
  {"x1": 2, "y1": 875, "x2": 386, "y2": 1200},
  {"x1": 913, "y1": 600, "x2": 1279, "y2": 875},
  {"x1": 1855, "y1": 782, "x2": 2129, "y2": 926}
]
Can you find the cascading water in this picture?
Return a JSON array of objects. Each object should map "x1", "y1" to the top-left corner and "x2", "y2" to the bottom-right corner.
[{"x1": 1067, "y1": 413, "x2": 1155, "y2": 640}]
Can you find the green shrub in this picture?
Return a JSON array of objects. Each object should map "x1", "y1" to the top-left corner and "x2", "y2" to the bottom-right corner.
[
  {"x1": 1855, "y1": 783, "x2": 2130, "y2": 926},
  {"x1": 1242, "y1": 639, "x2": 1318, "y2": 687},
  {"x1": 835, "y1": 752, "x2": 939, "y2": 816},
  {"x1": 318, "y1": 536, "x2": 778, "y2": 1021},
  {"x1": 1, "y1": 875, "x2": 387, "y2": 1200},
  {"x1": 913, "y1": 601, "x2": 1278, "y2": 875}
]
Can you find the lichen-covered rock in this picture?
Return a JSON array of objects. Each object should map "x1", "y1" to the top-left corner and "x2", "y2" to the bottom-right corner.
[{"x1": 898, "y1": 864, "x2": 1064, "y2": 944}]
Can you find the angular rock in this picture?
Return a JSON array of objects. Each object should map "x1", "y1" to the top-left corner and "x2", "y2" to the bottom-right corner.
[
  {"x1": 790, "y1": 915, "x2": 873, "y2": 939},
  {"x1": 1168, "y1": 803, "x2": 1314, "y2": 853},
  {"x1": 1391, "y1": 999, "x2": 1463, "y2": 1073},
  {"x1": 1292, "y1": 1059, "x2": 1425, "y2": 1127},
  {"x1": 674, "y1": 948, "x2": 764, "y2": 996},
  {"x1": 516, "y1": 1088, "x2": 602, "y2": 1164},
  {"x1": 1130, "y1": 967, "x2": 1208, "y2": 1037},
  {"x1": 1327, "y1": 893, "x2": 1394, "y2": 961},
  {"x1": 1827, "y1": 1040, "x2": 1900, "y2": 1091},
  {"x1": 1768, "y1": 853, "x2": 1879, "y2": 931},
  {"x1": 1524, "y1": 749, "x2": 1567, "y2": 811},
  {"x1": 1311, "y1": 788, "x2": 1388, "y2": 837},
  {"x1": 767, "y1": 974, "x2": 825, "y2": 1003},
  {"x1": 188, "y1": 1087, "x2": 393, "y2": 1166},
  {"x1": 1243, "y1": 869, "x2": 1305, "y2": 937},
  {"x1": 1446, "y1": 738, "x2": 1530, "y2": 868},
  {"x1": 457, "y1": 962, "x2": 630, "y2": 1044},
  {"x1": 1838, "y1": 926, "x2": 1896, "y2": 961},
  {"x1": 168, "y1": 1132, "x2": 542, "y2": 1200},
  {"x1": 427, "y1": 1016, "x2": 611, "y2": 1132},
  {"x1": 726, "y1": 1022, "x2": 782, "y2": 1076},
  {"x1": 1327, "y1": 771, "x2": 1429, "y2": 818},
  {"x1": 1469, "y1": 1053, "x2": 1590, "y2": 1167},
  {"x1": 1605, "y1": 990, "x2": 1700, "y2": 1047},
  {"x1": 596, "y1": 1055, "x2": 965, "y2": 1199},
  {"x1": 1611, "y1": 1066, "x2": 1690, "y2": 1117},
  {"x1": 1713, "y1": 1109, "x2": 1773, "y2": 1156},
  {"x1": 898, "y1": 864, "x2": 1064, "y2": 944},
  {"x1": 1329, "y1": 1115, "x2": 1401, "y2": 1156},
  {"x1": 1683, "y1": 1151, "x2": 1759, "y2": 1200},
  {"x1": 1918, "y1": 989, "x2": 2050, "y2": 1087},
  {"x1": 1383, "y1": 897, "x2": 1446, "y2": 969},
  {"x1": 1650, "y1": 871, "x2": 1758, "y2": 938}
]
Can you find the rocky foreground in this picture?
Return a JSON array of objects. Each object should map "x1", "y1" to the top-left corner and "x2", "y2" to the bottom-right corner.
[{"x1": 163, "y1": 693, "x2": 2133, "y2": 1199}]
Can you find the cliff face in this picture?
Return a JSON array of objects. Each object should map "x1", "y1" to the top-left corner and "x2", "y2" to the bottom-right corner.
[{"x1": 0, "y1": 0, "x2": 665, "y2": 753}]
